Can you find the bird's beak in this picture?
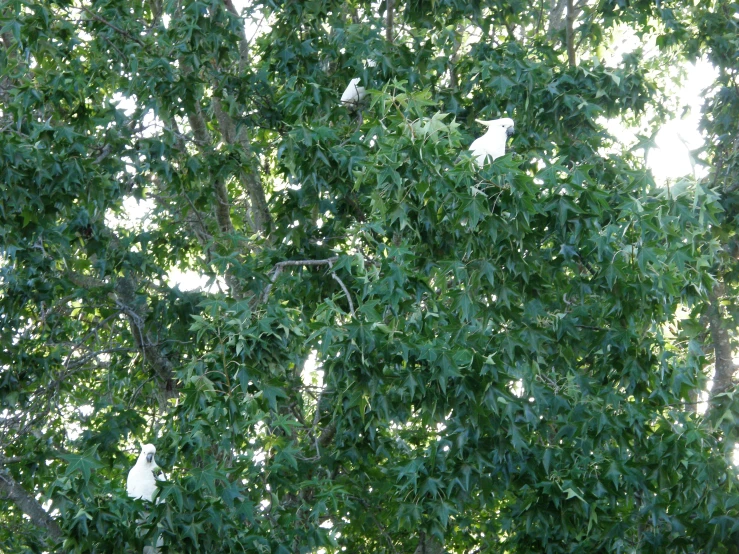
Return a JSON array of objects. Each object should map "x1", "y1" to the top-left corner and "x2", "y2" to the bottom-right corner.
[
  {"x1": 506, "y1": 126, "x2": 515, "y2": 137},
  {"x1": 146, "y1": 453, "x2": 154, "y2": 464}
]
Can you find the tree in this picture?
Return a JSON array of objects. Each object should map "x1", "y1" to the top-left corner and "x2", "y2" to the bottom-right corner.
[{"x1": 1, "y1": 0, "x2": 739, "y2": 552}]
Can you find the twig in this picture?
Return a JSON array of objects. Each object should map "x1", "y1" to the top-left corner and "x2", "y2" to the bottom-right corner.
[
  {"x1": 260, "y1": 257, "x2": 339, "y2": 303},
  {"x1": 0, "y1": 456, "x2": 25, "y2": 465},
  {"x1": 101, "y1": 35, "x2": 126, "y2": 61},
  {"x1": 331, "y1": 272, "x2": 355, "y2": 315},
  {"x1": 328, "y1": 258, "x2": 355, "y2": 317},
  {"x1": 337, "y1": 111, "x2": 364, "y2": 147},
  {"x1": 78, "y1": 6, "x2": 144, "y2": 45},
  {"x1": 94, "y1": 144, "x2": 112, "y2": 164}
]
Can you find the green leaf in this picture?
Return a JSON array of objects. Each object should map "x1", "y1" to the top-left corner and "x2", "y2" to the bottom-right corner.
[{"x1": 60, "y1": 446, "x2": 103, "y2": 483}]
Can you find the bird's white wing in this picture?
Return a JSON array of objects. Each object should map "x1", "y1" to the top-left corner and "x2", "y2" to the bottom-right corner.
[
  {"x1": 469, "y1": 136, "x2": 490, "y2": 165},
  {"x1": 469, "y1": 130, "x2": 507, "y2": 166},
  {"x1": 127, "y1": 462, "x2": 158, "y2": 501},
  {"x1": 341, "y1": 78, "x2": 366, "y2": 106}
]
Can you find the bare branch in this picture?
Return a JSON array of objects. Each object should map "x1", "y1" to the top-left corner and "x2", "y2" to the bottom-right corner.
[
  {"x1": 94, "y1": 144, "x2": 112, "y2": 164},
  {"x1": 260, "y1": 257, "x2": 340, "y2": 304},
  {"x1": 566, "y1": 0, "x2": 577, "y2": 67},
  {"x1": 331, "y1": 272, "x2": 355, "y2": 316},
  {"x1": 0, "y1": 456, "x2": 25, "y2": 465},
  {"x1": 328, "y1": 256, "x2": 355, "y2": 316},
  {"x1": 272, "y1": 257, "x2": 341, "y2": 271},
  {"x1": 0, "y1": 470, "x2": 62, "y2": 545},
  {"x1": 386, "y1": 0, "x2": 394, "y2": 43}
]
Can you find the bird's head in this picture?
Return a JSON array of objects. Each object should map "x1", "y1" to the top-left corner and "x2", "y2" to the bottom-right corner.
[
  {"x1": 476, "y1": 117, "x2": 515, "y2": 137},
  {"x1": 139, "y1": 443, "x2": 157, "y2": 466}
]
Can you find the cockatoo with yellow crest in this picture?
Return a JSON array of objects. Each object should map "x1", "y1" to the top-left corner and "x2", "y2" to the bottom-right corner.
[{"x1": 469, "y1": 117, "x2": 515, "y2": 165}]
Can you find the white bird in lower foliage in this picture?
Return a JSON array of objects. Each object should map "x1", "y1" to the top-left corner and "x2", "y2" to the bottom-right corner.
[
  {"x1": 340, "y1": 77, "x2": 366, "y2": 108},
  {"x1": 128, "y1": 444, "x2": 165, "y2": 554},
  {"x1": 127, "y1": 444, "x2": 161, "y2": 502},
  {"x1": 469, "y1": 117, "x2": 515, "y2": 166}
]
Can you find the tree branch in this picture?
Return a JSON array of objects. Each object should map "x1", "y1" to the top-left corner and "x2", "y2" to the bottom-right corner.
[
  {"x1": 260, "y1": 257, "x2": 340, "y2": 304},
  {"x1": 222, "y1": 0, "x2": 250, "y2": 71},
  {"x1": 548, "y1": 0, "x2": 567, "y2": 33},
  {"x1": 707, "y1": 281, "x2": 737, "y2": 412},
  {"x1": 565, "y1": 0, "x2": 577, "y2": 67},
  {"x1": 178, "y1": 61, "x2": 250, "y2": 298},
  {"x1": 212, "y1": 99, "x2": 271, "y2": 234},
  {"x1": 115, "y1": 275, "x2": 177, "y2": 401},
  {"x1": 77, "y1": 6, "x2": 144, "y2": 46},
  {"x1": 448, "y1": 24, "x2": 465, "y2": 90},
  {"x1": 0, "y1": 456, "x2": 25, "y2": 464},
  {"x1": 331, "y1": 272, "x2": 355, "y2": 316},
  {"x1": 318, "y1": 422, "x2": 336, "y2": 448},
  {"x1": 386, "y1": 0, "x2": 394, "y2": 43},
  {"x1": 211, "y1": 2, "x2": 272, "y2": 235},
  {"x1": 0, "y1": 470, "x2": 63, "y2": 545}
]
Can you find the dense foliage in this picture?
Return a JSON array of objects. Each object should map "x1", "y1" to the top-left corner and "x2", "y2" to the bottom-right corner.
[{"x1": 2, "y1": 0, "x2": 739, "y2": 552}]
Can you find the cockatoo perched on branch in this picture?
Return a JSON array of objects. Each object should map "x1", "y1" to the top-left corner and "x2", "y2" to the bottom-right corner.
[
  {"x1": 128, "y1": 444, "x2": 165, "y2": 554},
  {"x1": 340, "y1": 77, "x2": 366, "y2": 108},
  {"x1": 469, "y1": 117, "x2": 515, "y2": 166},
  {"x1": 127, "y1": 444, "x2": 161, "y2": 501}
]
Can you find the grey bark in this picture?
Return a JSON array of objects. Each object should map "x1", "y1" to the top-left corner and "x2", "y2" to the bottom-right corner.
[
  {"x1": 212, "y1": 99, "x2": 271, "y2": 235},
  {"x1": 707, "y1": 282, "x2": 737, "y2": 412},
  {"x1": 217, "y1": 0, "x2": 272, "y2": 234},
  {"x1": 115, "y1": 275, "x2": 177, "y2": 400},
  {"x1": 565, "y1": 0, "x2": 577, "y2": 67},
  {"x1": 548, "y1": 0, "x2": 567, "y2": 32},
  {"x1": 222, "y1": 0, "x2": 250, "y2": 71},
  {"x1": 0, "y1": 469, "x2": 63, "y2": 545},
  {"x1": 386, "y1": 0, "x2": 395, "y2": 43}
]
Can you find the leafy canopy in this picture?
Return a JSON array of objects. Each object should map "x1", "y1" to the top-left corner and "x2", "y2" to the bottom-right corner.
[{"x1": 1, "y1": 0, "x2": 739, "y2": 553}]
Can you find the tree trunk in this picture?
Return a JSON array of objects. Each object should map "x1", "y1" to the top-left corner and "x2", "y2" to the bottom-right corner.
[{"x1": 707, "y1": 281, "x2": 736, "y2": 412}]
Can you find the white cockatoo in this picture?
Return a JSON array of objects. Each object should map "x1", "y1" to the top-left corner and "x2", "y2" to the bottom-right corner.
[
  {"x1": 128, "y1": 444, "x2": 165, "y2": 553},
  {"x1": 340, "y1": 77, "x2": 366, "y2": 108},
  {"x1": 469, "y1": 117, "x2": 515, "y2": 166},
  {"x1": 127, "y1": 443, "x2": 160, "y2": 501}
]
